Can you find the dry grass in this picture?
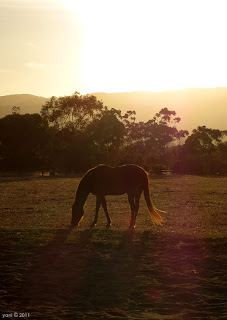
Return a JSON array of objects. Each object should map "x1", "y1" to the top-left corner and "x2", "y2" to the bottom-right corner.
[{"x1": 0, "y1": 175, "x2": 226, "y2": 319}]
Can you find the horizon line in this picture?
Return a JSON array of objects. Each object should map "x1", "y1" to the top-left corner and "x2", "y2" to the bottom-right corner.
[{"x1": 1, "y1": 86, "x2": 227, "y2": 99}]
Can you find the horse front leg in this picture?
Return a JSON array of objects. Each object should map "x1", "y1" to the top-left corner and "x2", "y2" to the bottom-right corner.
[
  {"x1": 90, "y1": 196, "x2": 101, "y2": 228},
  {"x1": 101, "y1": 196, "x2": 112, "y2": 227}
]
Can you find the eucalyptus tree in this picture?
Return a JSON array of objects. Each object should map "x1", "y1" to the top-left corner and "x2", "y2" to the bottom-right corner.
[{"x1": 41, "y1": 92, "x2": 104, "y2": 131}]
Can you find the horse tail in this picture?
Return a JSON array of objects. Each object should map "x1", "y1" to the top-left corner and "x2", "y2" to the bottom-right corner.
[{"x1": 143, "y1": 175, "x2": 164, "y2": 225}]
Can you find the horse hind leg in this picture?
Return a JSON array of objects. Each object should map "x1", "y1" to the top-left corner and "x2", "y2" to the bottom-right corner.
[
  {"x1": 134, "y1": 191, "x2": 141, "y2": 219},
  {"x1": 101, "y1": 197, "x2": 111, "y2": 227},
  {"x1": 128, "y1": 193, "x2": 136, "y2": 229},
  {"x1": 128, "y1": 191, "x2": 142, "y2": 229}
]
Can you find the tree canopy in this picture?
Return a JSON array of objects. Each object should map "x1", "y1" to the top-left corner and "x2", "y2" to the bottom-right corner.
[
  {"x1": 41, "y1": 92, "x2": 103, "y2": 131},
  {"x1": 0, "y1": 92, "x2": 226, "y2": 175}
]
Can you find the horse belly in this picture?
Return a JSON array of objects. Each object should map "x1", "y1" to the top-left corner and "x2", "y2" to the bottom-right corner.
[{"x1": 95, "y1": 181, "x2": 126, "y2": 195}]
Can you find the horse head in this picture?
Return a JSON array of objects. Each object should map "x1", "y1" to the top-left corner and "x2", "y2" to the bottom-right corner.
[{"x1": 71, "y1": 201, "x2": 84, "y2": 227}]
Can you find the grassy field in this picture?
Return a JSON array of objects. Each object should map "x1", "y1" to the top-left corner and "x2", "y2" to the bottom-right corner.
[{"x1": 0, "y1": 174, "x2": 226, "y2": 319}]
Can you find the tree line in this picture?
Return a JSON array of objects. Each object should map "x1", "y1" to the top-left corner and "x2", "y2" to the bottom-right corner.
[{"x1": 0, "y1": 92, "x2": 226, "y2": 175}]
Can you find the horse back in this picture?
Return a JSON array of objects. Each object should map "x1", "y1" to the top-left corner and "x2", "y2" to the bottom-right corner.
[{"x1": 89, "y1": 164, "x2": 147, "y2": 195}]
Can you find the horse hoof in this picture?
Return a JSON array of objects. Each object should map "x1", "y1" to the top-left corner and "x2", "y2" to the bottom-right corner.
[
  {"x1": 90, "y1": 223, "x2": 96, "y2": 228},
  {"x1": 128, "y1": 225, "x2": 135, "y2": 231},
  {"x1": 106, "y1": 223, "x2": 112, "y2": 228}
]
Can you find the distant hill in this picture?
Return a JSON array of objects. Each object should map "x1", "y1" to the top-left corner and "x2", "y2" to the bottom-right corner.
[
  {"x1": 1, "y1": 88, "x2": 227, "y2": 131},
  {"x1": 0, "y1": 94, "x2": 48, "y2": 118},
  {"x1": 93, "y1": 88, "x2": 227, "y2": 131}
]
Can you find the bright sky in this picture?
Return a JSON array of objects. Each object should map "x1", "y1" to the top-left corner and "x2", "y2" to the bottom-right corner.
[{"x1": 1, "y1": 0, "x2": 227, "y2": 97}]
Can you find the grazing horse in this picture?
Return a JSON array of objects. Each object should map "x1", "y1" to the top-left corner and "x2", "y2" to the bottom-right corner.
[{"x1": 71, "y1": 164, "x2": 164, "y2": 229}]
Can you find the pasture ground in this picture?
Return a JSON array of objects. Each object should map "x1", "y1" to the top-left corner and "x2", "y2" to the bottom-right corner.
[{"x1": 0, "y1": 175, "x2": 226, "y2": 319}]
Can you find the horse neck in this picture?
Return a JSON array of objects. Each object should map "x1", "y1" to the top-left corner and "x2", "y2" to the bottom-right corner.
[{"x1": 75, "y1": 176, "x2": 91, "y2": 206}]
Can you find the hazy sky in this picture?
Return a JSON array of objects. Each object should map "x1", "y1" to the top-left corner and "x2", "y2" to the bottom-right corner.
[{"x1": 1, "y1": 0, "x2": 227, "y2": 97}]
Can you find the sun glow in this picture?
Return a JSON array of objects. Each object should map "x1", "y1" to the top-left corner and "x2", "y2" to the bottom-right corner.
[{"x1": 59, "y1": 0, "x2": 227, "y2": 93}]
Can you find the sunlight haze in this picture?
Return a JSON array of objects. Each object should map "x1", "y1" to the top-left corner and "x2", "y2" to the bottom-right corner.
[{"x1": 1, "y1": 0, "x2": 227, "y2": 96}]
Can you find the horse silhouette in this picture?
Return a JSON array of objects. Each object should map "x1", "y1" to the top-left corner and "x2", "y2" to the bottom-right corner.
[{"x1": 71, "y1": 164, "x2": 164, "y2": 229}]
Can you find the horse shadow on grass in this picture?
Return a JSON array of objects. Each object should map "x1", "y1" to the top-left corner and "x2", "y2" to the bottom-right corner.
[
  {"x1": 20, "y1": 227, "x2": 151, "y2": 310},
  {"x1": 18, "y1": 227, "x2": 227, "y2": 319}
]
